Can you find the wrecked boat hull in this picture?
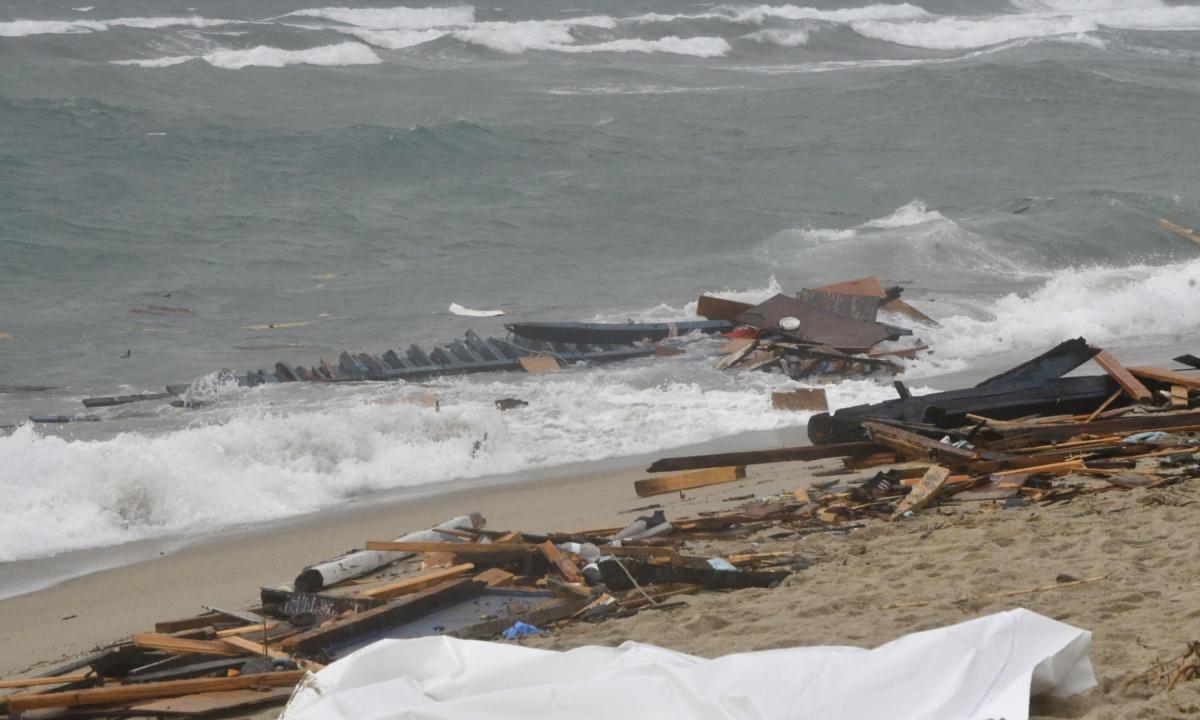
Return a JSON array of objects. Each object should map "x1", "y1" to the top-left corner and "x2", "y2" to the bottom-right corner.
[{"x1": 505, "y1": 320, "x2": 732, "y2": 345}]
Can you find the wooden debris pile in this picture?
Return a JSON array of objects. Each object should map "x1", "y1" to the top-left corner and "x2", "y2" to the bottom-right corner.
[
  {"x1": 644, "y1": 339, "x2": 1200, "y2": 526},
  {"x1": 697, "y1": 276, "x2": 933, "y2": 381},
  {"x1": 0, "y1": 510, "x2": 807, "y2": 719}
]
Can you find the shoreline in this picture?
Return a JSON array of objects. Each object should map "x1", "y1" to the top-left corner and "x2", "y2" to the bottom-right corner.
[
  {"x1": 0, "y1": 425, "x2": 810, "y2": 676},
  {"x1": 0, "y1": 425, "x2": 806, "y2": 602}
]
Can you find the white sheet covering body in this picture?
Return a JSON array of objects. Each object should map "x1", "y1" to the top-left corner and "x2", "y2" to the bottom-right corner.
[{"x1": 281, "y1": 608, "x2": 1094, "y2": 720}]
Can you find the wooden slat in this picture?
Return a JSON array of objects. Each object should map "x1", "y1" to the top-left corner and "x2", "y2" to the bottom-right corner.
[
  {"x1": 1127, "y1": 366, "x2": 1200, "y2": 390},
  {"x1": 1091, "y1": 350, "x2": 1152, "y2": 402},
  {"x1": 6, "y1": 671, "x2": 304, "y2": 712},
  {"x1": 474, "y1": 568, "x2": 516, "y2": 588},
  {"x1": 633, "y1": 466, "x2": 746, "y2": 498},
  {"x1": 518, "y1": 356, "x2": 560, "y2": 373},
  {"x1": 220, "y1": 635, "x2": 290, "y2": 660},
  {"x1": 0, "y1": 675, "x2": 89, "y2": 689},
  {"x1": 646, "y1": 441, "x2": 881, "y2": 473},
  {"x1": 1171, "y1": 385, "x2": 1191, "y2": 409},
  {"x1": 890, "y1": 466, "x2": 950, "y2": 520},
  {"x1": 364, "y1": 542, "x2": 534, "y2": 563},
  {"x1": 358, "y1": 563, "x2": 476, "y2": 600},
  {"x1": 131, "y1": 633, "x2": 240, "y2": 657},
  {"x1": 538, "y1": 541, "x2": 584, "y2": 584},
  {"x1": 1158, "y1": 218, "x2": 1200, "y2": 246},
  {"x1": 771, "y1": 388, "x2": 828, "y2": 412},
  {"x1": 863, "y1": 421, "x2": 983, "y2": 470},
  {"x1": 128, "y1": 687, "x2": 294, "y2": 716},
  {"x1": 215, "y1": 622, "x2": 279, "y2": 638}
]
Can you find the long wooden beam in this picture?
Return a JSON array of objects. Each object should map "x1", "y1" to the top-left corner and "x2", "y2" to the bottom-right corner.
[
  {"x1": 633, "y1": 467, "x2": 745, "y2": 498},
  {"x1": 646, "y1": 441, "x2": 880, "y2": 473},
  {"x1": 1127, "y1": 366, "x2": 1200, "y2": 390},
  {"x1": 5, "y1": 671, "x2": 304, "y2": 713},
  {"x1": 1091, "y1": 350, "x2": 1152, "y2": 402}
]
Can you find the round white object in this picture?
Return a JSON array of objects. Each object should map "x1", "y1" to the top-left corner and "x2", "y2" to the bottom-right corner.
[{"x1": 779, "y1": 316, "x2": 801, "y2": 331}]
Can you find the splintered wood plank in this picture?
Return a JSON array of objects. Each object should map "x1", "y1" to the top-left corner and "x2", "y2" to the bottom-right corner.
[
  {"x1": 364, "y1": 541, "x2": 534, "y2": 559},
  {"x1": 0, "y1": 675, "x2": 89, "y2": 689},
  {"x1": 221, "y1": 635, "x2": 290, "y2": 660},
  {"x1": 771, "y1": 388, "x2": 829, "y2": 412},
  {"x1": 538, "y1": 541, "x2": 584, "y2": 584},
  {"x1": 1158, "y1": 218, "x2": 1200, "y2": 246},
  {"x1": 1128, "y1": 366, "x2": 1200, "y2": 390},
  {"x1": 1172, "y1": 385, "x2": 1191, "y2": 409},
  {"x1": 1091, "y1": 349, "x2": 1153, "y2": 402},
  {"x1": 131, "y1": 633, "x2": 240, "y2": 657},
  {"x1": 633, "y1": 466, "x2": 746, "y2": 497},
  {"x1": 812, "y1": 276, "x2": 886, "y2": 298},
  {"x1": 474, "y1": 568, "x2": 516, "y2": 587},
  {"x1": 890, "y1": 466, "x2": 950, "y2": 520},
  {"x1": 5, "y1": 671, "x2": 304, "y2": 712},
  {"x1": 358, "y1": 563, "x2": 476, "y2": 600},
  {"x1": 863, "y1": 421, "x2": 982, "y2": 470},
  {"x1": 518, "y1": 356, "x2": 561, "y2": 373},
  {"x1": 879, "y1": 298, "x2": 939, "y2": 327},
  {"x1": 128, "y1": 687, "x2": 295, "y2": 716}
]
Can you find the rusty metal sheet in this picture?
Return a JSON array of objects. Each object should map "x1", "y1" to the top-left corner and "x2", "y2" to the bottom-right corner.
[
  {"x1": 735, "y1": 294, "x2": 891, "y2": 352},
  {"x1": 797, "y1": 289, "x2": 879, "y2": 322}
]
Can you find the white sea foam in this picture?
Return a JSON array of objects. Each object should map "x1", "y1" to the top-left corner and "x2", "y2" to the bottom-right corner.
[
  {"x1": 852, "y1": 2, "x2": 1200, "y2": 50},
  {"x1": 559, "y1": 36, "x2": 731, "y2": 57},
  {"x1": 115, "y1": 42, "x2": 382, "y2": 69},
  {"x1": 0, "y1": 362, "x2": 899, "y2": 562},
  {"x1": 0, "y1": 15, "x2": 230, "y2": 37},
  {"x1": 921, "y1": 257, "x2": 1200, "y2": 362},
  {"x1": 726, "y1": 3, "x2": 930, "y2": 24},
  {"x1": 743, "y1": 28, "x2": 811, "y2": 46}
]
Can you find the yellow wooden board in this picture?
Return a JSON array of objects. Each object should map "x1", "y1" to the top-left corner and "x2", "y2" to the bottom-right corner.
[{"x1": 633, "y1": 466, "x2": 746, "y2": 497}]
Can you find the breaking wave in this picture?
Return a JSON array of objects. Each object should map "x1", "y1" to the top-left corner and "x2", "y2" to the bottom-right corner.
[
  {"x1": 851, "y1": 0, "x2": 1200, "y2": 50},
  {"x1": 0, "y1": 363, "x2": 899, "y2": 562},
  {"x1": 115, "y1": 42, "x2": 382, "y2": 69}
]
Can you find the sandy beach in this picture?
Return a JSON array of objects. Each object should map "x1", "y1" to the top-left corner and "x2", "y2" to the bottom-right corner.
[{"x1": 5, "y1": 444, "x2": 1200, "y2": 719}]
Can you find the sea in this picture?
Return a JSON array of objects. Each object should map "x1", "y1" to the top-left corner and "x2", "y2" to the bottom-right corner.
[{"x1": 2, "y1": 0, "x2": 1199, "y2": 583}]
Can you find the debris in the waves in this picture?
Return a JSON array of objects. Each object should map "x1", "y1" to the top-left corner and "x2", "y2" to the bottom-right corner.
[
  {"x1": 0, "y1": 331, "x2": 13, "y2": 340},
  {"x1": 449, "y1": 302, "x2": 505, "y2": 317},
  {"x1": 129, "y1": 305, "x2": 194, "y2": 318},
  {"x1": 1158, "y1": 217, "x2": 1200, "y2": 247},
  {"x1": 771, "y1": 388, "x2": 829, "y2": 412},
  {"x1": 495, "y1": 397, "x2": 528, "y2": 411}
]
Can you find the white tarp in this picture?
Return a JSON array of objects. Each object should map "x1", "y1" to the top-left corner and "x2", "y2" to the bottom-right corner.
[{"x1": 280, "y1": 608, "x2": 1094, "y2": 720}]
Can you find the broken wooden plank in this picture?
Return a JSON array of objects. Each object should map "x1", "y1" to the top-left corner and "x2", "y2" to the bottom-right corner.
[
  {"x1": 1171, "y1": 385, "x2": 1191, "y2": 409},
  {"x1": 1091, "y1": 349, "x2": 1152, "y2": 402},
  {"x1": 358, "y1": 563, "x2": 476, "y2": 600},
  {"x1": 221, "y1": 635, "x2": 290, "y2": 660},
  {"x1": 879, "y1": 298, "x2": 938, "y2": 327},
  {"x1": 633, "y1": 467, "x2": 746, "y2": 498},
  {"x1": 474, "y1": 568, "x2": 516, "y2": 588},
  {"x1": 1128, "y1": 366, "x2": 1200, "y2": 390},
  {"x1": 771, "y1": 388, "x2": 829, "y2": 412},
  {"x1": 538, "y1": 541, "x2": 584, "y2": 584},
  {"x1": 281, "y1": 579, "x2": 486, "y2": 655},
  {"x1": 976, "y1": 338, "x2": 1097, "y2": 390},
  {"x1": 127, "y1": 687, "x2": 294, "y2": 716},
  {"x1": 891, "y1": 466, "x2": 950, "y2": 520},
  {"x1": 647, "y1": 440, "x2": 881, "y2": 473},
  {"x1": 5, "y1": 671, "x2": 304, "y2": 713},
  {"x1": 1158, "y1": 218, "x2": 1200, "y2": 246},
  {"x1": 518, "y1": 356, "x2": 561, "y2": 373},
  {"x1": 0, "y1": 675, "x2": 90, "y2": 689},
  {"x1": 863, "y1": 421, "x2": 983, "y2": 470},
  {"x1": 362, "y1": 542, "x2": 533, "y2": 565},
  {"x1": 131, "y1": 633, "x2": 239, "y2": 657}
]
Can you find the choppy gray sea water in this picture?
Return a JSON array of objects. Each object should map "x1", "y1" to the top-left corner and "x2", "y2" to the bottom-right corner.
[{"x1": 1, "y1": 0, "x2": 1199, "y2": 565}]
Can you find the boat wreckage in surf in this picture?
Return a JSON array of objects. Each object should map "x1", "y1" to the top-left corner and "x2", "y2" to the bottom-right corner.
[{"x1": 58, "y1": 276, "x2": 931, "y2": 415}]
